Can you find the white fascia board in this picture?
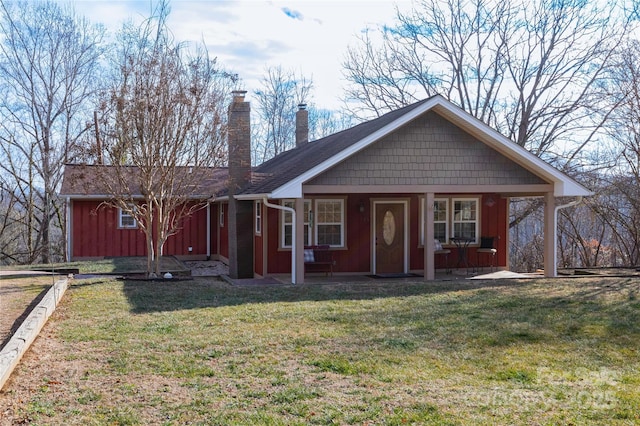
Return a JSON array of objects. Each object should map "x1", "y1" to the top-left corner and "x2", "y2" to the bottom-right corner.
[
  {"x1": 271, "y1": 95, "x2": 592, "y2": 199},
  {"x1": 271, "y1": 97, "x2": 443, "y2": 199}
]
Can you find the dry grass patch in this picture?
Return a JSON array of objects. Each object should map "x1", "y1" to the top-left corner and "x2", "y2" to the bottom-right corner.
[
  {"x1": 0, "y1": 276, "x2": 639, "y2": 425},
  {"x1": 0, "y1": 276, "x2": 56, "y2": 347},
  {"x1": 8, "y1": 256, "x2": 188, "y2": 275}
]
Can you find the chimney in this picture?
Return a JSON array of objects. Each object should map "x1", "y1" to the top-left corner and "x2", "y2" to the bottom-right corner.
[
  {"x1": 227, "y1": 90, "x2": 254, "y2": 279},
  {"x1": 295, "y1": 103, "x2": 308, "y2": 147},
  {"x1": 228, "y1": 90, "x2": 251, "y2": 194}
]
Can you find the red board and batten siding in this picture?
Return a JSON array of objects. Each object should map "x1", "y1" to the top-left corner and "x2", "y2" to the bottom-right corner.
[
  {"x1": 70, "y1": 200, "x2": 209, "y2": 259},
  {"x1": 265, "y1": 204, "x2": 290, "y2": 274},
  {"x1": 263, "y1": 193, "x2": 508, "y2": 275},
  {"x1": 263, "y1": 196, "x2": 373, "y2": 275}
]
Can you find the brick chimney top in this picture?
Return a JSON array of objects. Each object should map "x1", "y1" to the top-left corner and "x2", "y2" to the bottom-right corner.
[
  {"x1": 232, "y1": 90, "x2": 247, "y2": 103},
  {"x1": 228, "y1": 90, "x2": 251, "y2": 194},
  {"x1": 296, "y1": 103, "x2": 309, "y2": 147}
]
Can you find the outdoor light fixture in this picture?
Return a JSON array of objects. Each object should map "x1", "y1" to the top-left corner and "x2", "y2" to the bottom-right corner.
[{"x1": 358, "y1": 201, "x2": 365, "y2": 213}]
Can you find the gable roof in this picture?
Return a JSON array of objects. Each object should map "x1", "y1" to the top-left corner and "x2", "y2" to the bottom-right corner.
[
  {"x1": 60, "y1": 164, "x2": 229, "y2": 199},
  {"x1": 241, "y1": 95, "x2": 591, "y2": 199}
]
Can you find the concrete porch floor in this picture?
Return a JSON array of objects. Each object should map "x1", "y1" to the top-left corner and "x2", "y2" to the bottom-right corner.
[
  {"x1": 220, "y1": 269, "x2": 544, "y2": 286},
  {"x1": 185, "y1": 260, "x2": 544, "y2": 286}
]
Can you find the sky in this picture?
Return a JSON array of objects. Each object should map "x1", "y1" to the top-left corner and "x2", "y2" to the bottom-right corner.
[{"x1": 64, "y1": 0, "x2": 412, "y2": 110}]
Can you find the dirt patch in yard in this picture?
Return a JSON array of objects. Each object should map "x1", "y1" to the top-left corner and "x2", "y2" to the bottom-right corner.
[{"x1": 183, "y1": 260, "x2": 228, "y2": 276}]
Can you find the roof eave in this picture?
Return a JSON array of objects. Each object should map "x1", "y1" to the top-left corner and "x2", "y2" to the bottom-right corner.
[
  {"x1": 431, "y1": 101, "x2": 593, "y2": 197},
  {"x1": 269, "y1": 95, "x2": 592, "y2": 199},
  {"x1": 271, "y1": 97, "x2": 444, "y2": 199}
]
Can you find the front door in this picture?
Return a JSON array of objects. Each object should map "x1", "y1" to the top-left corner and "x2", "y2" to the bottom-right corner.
[{"x1": 375, "y1": 202, "x2": 406, "y2": 274}]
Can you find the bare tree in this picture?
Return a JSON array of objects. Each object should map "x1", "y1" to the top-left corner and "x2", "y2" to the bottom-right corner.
[
  {"x1": 343, "y1": 0, "x2": 633, "y2": 271},
  {"x1": 252, "y1": 66, "x2": 313, "y2": 164},
  {"x1": 95, "y1": 1, "x2": 235, "y2": 277},
  {"x1": 581, "y1": 39, "x2": 640, "y2": 268},
  {"x1": 308, "y1": 108, "x2": 355, "y2": 141},
  {"x1": 343, "y1": 0, "x2": 630, "y2": 166},
  {"x1": 0, "y1": 0, "x2": 104, "y2": 264}
]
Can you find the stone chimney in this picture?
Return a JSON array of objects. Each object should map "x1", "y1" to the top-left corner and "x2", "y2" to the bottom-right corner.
[
  {"x1": 295, "y1": 103, "x2": 308, "y2": 147},
  {"x1": 228, "y1": 90, "x2": 251, "y2": 194},
  {"x1": 227, "y1": 90, "x2": 254, "y2": 279}
]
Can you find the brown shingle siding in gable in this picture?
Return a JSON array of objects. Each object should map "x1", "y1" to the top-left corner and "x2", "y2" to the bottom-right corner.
[
  {"x1": 308, "y1": 112, "x2": 547, "y2": 187},
  {"x1": 243, "y1": 99, "x2": 432, "y2": 195}
]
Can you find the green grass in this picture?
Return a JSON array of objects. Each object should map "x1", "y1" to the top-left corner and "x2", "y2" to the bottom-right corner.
[
  {"x1": 3, "y1": 276, "x2": 640, "y2": 425},
  {"x1": 8, "y1": 256, "x2": 188, "y2": 275}
]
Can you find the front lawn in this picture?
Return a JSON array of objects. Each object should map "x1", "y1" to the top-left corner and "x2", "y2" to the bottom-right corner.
[
  {"x1": 1, "y1": 276, "x2": 639, "y2": 425},
  {"x1": 13, "y1": 256, "x2": 189, "y2": 275}
]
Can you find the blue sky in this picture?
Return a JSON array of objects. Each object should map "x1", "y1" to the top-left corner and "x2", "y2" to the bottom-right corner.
[{"x1": 64, "y1": 0, "x2": 411, "y2": 109}]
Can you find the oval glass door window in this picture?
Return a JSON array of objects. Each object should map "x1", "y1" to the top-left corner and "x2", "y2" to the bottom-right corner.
[{"x1": 382, "y1": 210, "x2": 396, "y2": 245}]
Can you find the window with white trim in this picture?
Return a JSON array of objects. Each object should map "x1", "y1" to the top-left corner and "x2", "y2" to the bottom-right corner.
[
  {"x1": 281, "y1": 200, "x2": 311, "y2": 248},
  {"x1": 118, "y1": 206, "x2": 137, "y2": 229},
  {"x1": 315, "y1": 199, "x2": 344, "y2": 247},
  {"x1": 452, "y1": 198, "x2": 478, "y2": 242},
  {"x1": 255, "y1": 201, "x2": 262, "y2": 235},
  {"x1": 420, "y1": 197, "x2": 478, "y2": 245},
  {"x1": 420, "y1": 198, "x2": 449, "y2": 245},
  {"x1": 435, "y1": 199, "x2": 448, "y2": 243}
]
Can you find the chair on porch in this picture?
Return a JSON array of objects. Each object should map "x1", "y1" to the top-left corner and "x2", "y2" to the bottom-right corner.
[
  {"x1": 476, "y1": 236, "x2": 497, "y2": 272},
  {"x1": 434, "y1": 239, "x2": 451, "y2": 274}
]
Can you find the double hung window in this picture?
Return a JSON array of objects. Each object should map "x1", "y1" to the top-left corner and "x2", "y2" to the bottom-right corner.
[
  {"x1": 281, "y1": 199, "x2": 345, "y2": 248},
  {"x1": 452, "y1": 198, "x2": 478, "y2": 241},
  {"x1": 420, "y1": 197, "x2": 479, "y2": 245},
  {"x1": 315, "y1": 200, "x2": 343, "y2": 246},
  {"x1": 282, "y1": 200, "x2": 311, "y2": 248},
  {"x1": 118, "y1": 205, "x2": 137, "y2": 229}
]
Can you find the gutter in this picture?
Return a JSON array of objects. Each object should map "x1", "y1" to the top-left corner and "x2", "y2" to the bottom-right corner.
[
  {"x1": 234, "y1": 193, "x2": 271, "y2": 201},
  {"x1": 553, "y1": 196, "x2": 584, "y2": 276},
  {"x1": 261, "y1": 197, "x2": 297, "y2": 284}
]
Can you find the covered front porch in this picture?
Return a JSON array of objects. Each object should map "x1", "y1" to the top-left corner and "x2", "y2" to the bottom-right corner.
[{"x1": 270, "y1": 190, "x2": 565, "y2": 285}]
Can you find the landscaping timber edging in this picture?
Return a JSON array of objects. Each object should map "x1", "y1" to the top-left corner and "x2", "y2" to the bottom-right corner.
[{"x1": 0, "y1": 277, "x2": 69, "y2": 391}]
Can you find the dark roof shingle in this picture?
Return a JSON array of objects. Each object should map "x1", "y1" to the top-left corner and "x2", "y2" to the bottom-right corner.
[
  {"x1": 60, "y1": 164, "x2": 230, "y2": 199},
  {"x1": 243, "y1": 98, "x2": 430, "y2": 194}
]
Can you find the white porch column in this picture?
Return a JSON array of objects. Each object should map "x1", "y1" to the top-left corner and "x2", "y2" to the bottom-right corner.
[
  {"x1": 424, "y1": 193, "x2": 435, "y2": 281},
  {"x1": 294, "y1": 197, "x2": 305, "y2": 284},
  {"x1": 543, "y1": 192, "x2": 556, "y2": 278}
]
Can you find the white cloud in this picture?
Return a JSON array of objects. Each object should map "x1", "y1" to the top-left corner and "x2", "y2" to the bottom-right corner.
[{"x1": 64, "y1": 0, "x2": 410, "y2": 109}]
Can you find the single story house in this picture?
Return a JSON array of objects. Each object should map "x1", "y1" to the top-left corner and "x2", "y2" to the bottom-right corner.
[{"x1": 60, "y1": 91, "x2": 591, "y2": 283}]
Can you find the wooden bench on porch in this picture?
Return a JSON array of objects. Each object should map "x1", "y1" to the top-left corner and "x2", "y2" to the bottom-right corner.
[{"x1": 304, "y1": 245, "x2": 334, "y2": 276}]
